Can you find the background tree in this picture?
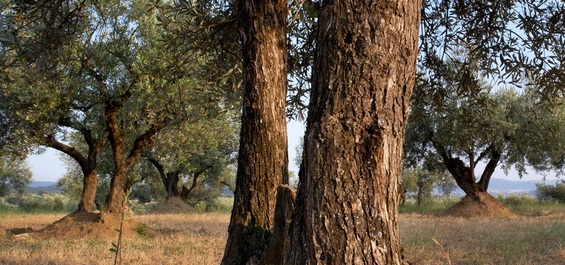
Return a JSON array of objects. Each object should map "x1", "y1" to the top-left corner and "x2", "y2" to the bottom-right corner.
[
  {"x1": 405, "y1": 54, "x2": 565, "y2": 213},
  {"x1": 0, "y1": 0, "x2": 108, "y2": 212},
  {"x1": 1, "y1": 0, "x2": 238, "y2": 219},
  {"x1": 402, "y1": 167, "x2": 455, "y2": 205},
  {"x1": 0, "y1": 154, "x2": 32, "y2": 197},
  {"x1": 285, "y1": 0, "x2": 422, "y2": 263},
  {"x1": 143, "y1": 109, "x2": 239, "y2": 205},
  {"x1": 536, "y1": 180, "x2": 565, "y2": 203}
]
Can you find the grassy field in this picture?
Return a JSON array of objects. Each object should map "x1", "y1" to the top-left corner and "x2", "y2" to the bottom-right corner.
[{"x1": 1, "y1": 201, "x2": 565, "y2": 264}]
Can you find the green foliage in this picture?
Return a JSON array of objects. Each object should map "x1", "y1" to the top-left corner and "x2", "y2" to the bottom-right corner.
[
  {"x1": 194, "y1": 196, "x2": 233, "y2": 213},
  {"x1": 402, "y1": 167, "x2": 456, "y2": 205},
  {"x1": 135, "y1": 223, "x2": 149, "y2": 237},
  {"x1": 0, "y1": 155, "x2": 32, "y2": 196},
  {"x1": 497, "y1": 193, "x2": 539, "y2": 206},
  {"x1": 405, "y1": 48, "x2": 565, "y2": 192},
  {"x1": 536, "y1": 181, "x2": 565, "y2": 203},
  {"x1": 56, "y1": 160, "x2": 83, "y2": 201},
  {"x1": 399, "y1": 197, "x2": 461, "y2": 215},
  {"x1": 420, "y1": 0, "x2": 565, "y2": 100},
  {"x1": 142, "y1": 108, "x2": 239, "y2": 204},
  {"x1": 2, "y1": 193, "x2": 77, "y2": 213},
  {"x1": 1, "y1": 0, "x2": 240, "y2": 213}
]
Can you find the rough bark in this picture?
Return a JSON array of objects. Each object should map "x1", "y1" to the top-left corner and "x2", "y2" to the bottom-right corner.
[
  {"x1": 221, "y1": 0, "x2": 288, "y2": 264},
  {"x1": 79, "y1": 169, "x2": 98, "y2": 212},
  {"x1": 285, "y1": 1, "x2": 422, "y2": 264},
  {"x1": 258, "y1": 185, "x2": 296, "y2": 265}
]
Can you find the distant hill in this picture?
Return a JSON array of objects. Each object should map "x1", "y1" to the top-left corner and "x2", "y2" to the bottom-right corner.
[
  {"x1": 29, "y1": 181, "x2": 57, "y2": 188},
  {"x1": 27, "y1": 181, "x2": 62, "y2": 193}
]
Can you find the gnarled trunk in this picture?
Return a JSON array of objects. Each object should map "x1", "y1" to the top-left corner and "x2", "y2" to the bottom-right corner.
[
  {"x1": 221, "y1": 0, "x2": 289, "y2": 264},
  {"x1": 148, "y1": 158, "x2": 181, "y2": 199},
  {"x1": 102, "y1": 167, "x2": 130, "y2": 218},
  {"x1": 438, "y1": 148, "x2": 501, "y2": 201},
  {"x1": 44, "y1": 131, "x2": 104, "y2": 212},
  {"x1": 78, "y1": 168, "x2": 98, "y2": 212},
  {"x1": 285, "y1": 1, "x2": 422, "y2": 264},
  {"x1": 102, "y1": 95, "x2": 165, "y2": 219}
]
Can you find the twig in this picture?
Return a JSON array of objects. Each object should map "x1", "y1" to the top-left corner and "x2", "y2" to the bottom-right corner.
[{"x1": 430, "y1": 236, "x2": 452, "y2": 265}]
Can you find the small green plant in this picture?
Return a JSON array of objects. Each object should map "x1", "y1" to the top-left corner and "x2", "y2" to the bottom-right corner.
[
  {"x1": 110, "y1": 193, "x2": 129, "y2": 265},
  {"x1": 110, "y1": 211, "x2": 125, "y2": 265},
  {"x1": 136, "y1": 223, "x2": 149, "y2": 237}
]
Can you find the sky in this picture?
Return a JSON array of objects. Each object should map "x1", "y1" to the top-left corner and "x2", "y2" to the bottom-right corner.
[{"x1": 26, "y1": 120, "x2": 559, "y2": 183}]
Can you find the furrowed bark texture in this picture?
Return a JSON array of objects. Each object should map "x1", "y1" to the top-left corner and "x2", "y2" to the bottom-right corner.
[
  {"x1": 286, "y1": 1, "x2": 422, "y2": 264},
  {"x1": 221, "y1": 0, "x2": 288, "y2": 264}
]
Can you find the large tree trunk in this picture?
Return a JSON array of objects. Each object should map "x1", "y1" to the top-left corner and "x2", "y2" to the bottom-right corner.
[
  {"x1": 78, "y1": 168, "x2": 98, "y2": 212},
  {"x1": 285, "y1": 1, "x2": 422, "y2": 264},
  {"x1": 102, "y1": 96, "x2": 165, "y2": 220},
  {"x1": 221, "y1": 0, "x2": 288, "y2": 264},
  {"x1": 102, "y1": 167, "x2": 130, "y2": 218},
  {"x1": 44, "y1": 132, "x2": 103, "y2": 212}
]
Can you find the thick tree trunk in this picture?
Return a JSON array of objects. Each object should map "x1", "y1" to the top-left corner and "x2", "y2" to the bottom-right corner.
[
  {"x1": 78, "y1": 168, "x2": 98, "y2": 212},
  {"x1": 221, "y1": 0, "x2": 288, "y2": 264},
  {"x1": 165, "y1": 172, "x2": 181, "y2": 199},
  {"x1": 258, "y1": 185, "x2": 296, "y2": 265},
  {"x1": 102, "y1": 95, "x2": 164, "y2": 220},
  {"x1": 438, "y1": 151, "x2": 481, "y2": 199},
  {"x1": 477, "y1": 151, "x2": 501, "y2": 192},
  {"x1": 148, "y1": 158, "x2": 181, "y2": 199},
  {"x1": 102, "y1": 167, "x2": 129, "y2": 218},
  {"x1": 44, "y1": 133, "x2": 103, "y2": 212},
  {"x1": 285, "y1": 1, "x2": 422, "y2": 264},
  {"x1": 439, "y1": 150, "x2": 501, "y2": 201}
]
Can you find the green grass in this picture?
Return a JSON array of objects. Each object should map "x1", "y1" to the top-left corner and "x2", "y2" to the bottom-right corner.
[
  {"x1": 399, "y1": 194, "x2": 565, "y2": 215},
  {"x1": 399, "y1": 196, "x2": 460, "y2": 214}
]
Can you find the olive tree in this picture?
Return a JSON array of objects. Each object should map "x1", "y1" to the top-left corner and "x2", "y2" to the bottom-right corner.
[{"x1": 0, "y1": 154, "x2": 32, "y2": 196}]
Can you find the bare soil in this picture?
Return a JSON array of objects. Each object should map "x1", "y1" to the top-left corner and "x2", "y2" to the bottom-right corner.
[
  {"x1": 149, "y1": 197, "x2": 195, "y2": 214},
  {"x1": 442, "y1": 191, "x2": 517, "y2": 217},
  {"x1": 7, "y1": 211, "x2": 156, "y2": 241}
]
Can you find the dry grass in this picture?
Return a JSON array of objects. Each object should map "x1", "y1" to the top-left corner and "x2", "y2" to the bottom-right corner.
[
  {"x1": 1, "y1": 213, "x2": 229, "y2": 265},
  {"x1": 2, "y1": 212, "x2": 565, "y2": 264},
  {"x1": 400, "y1": 212, "x2": 565, "y2": 264}
]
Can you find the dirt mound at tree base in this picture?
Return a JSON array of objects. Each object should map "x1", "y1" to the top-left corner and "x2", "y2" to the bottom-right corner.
[
  {"x1": 149, "y1": 197, "x2": 195, "y2": 214},
  {"x1": 18, "y1": 211, "x2": 157, "y2": 240},
  {"x1": 442, "y1": 192, "x2": 517, "y2": 218}
]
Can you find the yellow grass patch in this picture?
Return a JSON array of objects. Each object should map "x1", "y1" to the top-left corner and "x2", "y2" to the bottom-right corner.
[{"x1": 1, "y1": 211, "x2": 564, "y2": 264}]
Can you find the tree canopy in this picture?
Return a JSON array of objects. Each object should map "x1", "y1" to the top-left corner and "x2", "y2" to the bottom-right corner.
[
  {"x1": 0, "y1": 0, "x2": 241, "y2": 216},
  {"x1": 405, "y1": 53, "x2": 565, "y2": 200},
  {"x1": 0, "y1": 154, "x2": 32, "y2": 196}
]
